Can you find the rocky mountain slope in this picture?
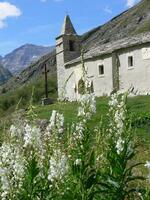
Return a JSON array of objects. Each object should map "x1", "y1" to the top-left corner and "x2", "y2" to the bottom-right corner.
[
  {"x1": 0, "y1": 56, "x2": 3, "y2": 63},
  {"x1": 1, "y1": 50, "x2": 56, "y2": 91},
  {"x1": 1, "y1": 0, "x2": 150, "y2": 92},
  {"x1": 82, "y1": 0, "x2": 150, "y2": 50},
  {"x1": 1, "y1": 44, "x2": 54, "y2": 74},
  {"x1": 0, "y1": 64, "x2": 12, "y2": 85}
]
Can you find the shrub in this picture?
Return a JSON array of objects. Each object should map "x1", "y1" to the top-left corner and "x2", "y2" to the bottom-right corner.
[{"x1": 0, "y1": 74, "x2": 57, "y2": 115}]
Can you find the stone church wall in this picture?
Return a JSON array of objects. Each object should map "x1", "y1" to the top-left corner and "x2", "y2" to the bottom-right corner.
[
  {"x1": 64, "y1": 55, "x2": 113, "y2": 100},
  {"x1": 64, "y1": 43, "x2": 150, "y2": 101},
  {"x1": 118, "y1": 43, "x2": 150, "y2": 95}
]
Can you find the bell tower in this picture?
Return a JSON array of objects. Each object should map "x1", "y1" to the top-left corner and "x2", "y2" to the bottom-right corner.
[{"x1": 56, "y1": 15, "x2": 80, "y2": 99}]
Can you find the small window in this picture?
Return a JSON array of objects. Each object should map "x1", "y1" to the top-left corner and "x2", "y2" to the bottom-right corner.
[
  {"x1": 128, "y1": 56, "x2": 134, "y2": 67},
  {"x1": 98, "y1": 65, "x2": 104, "y2": 75},
  {"x1": 69, "y1": 40, "x2": 75, "y2": 51}
]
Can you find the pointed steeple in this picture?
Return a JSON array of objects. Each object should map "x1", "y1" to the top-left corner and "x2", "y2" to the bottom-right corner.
[{"x1": 61, "y1": 15, "x2": 77, "y2": 35}]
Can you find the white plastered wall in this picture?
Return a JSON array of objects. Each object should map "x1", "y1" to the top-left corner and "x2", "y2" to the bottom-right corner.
[
  {"x1": 64, "y1": 55, "x2": 113, "y2": 100},
  {"x1": 119, "y1": 44, "x2": 150, "y2": 95},
  {"x1": 63, "y1": 43, "x2": 150, "y2": 101}
]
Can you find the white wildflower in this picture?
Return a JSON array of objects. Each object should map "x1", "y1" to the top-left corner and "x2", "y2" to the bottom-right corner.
[
  {"x1": 144, "y1": 161, "x2": 150, "y2": 181},
  {"x1": 145, "y1": 161, "x2": 150, "y2": 169},
  {"x1": 9, "y1": 125, "x2": 17, "y2": 137},
  {"x1": 48, "y1": 150, "x2": 68, "y2": 183},
  {"x1": 74, "y1": 158, "x2": 82, "y2": 166},
  {"x1": 24, "y1": 124, "x2": 42, "y2": 149},
  {"x1": 0, "y1": 143, "x2": 25, "y2": 200},
  {"x1": 78, "y1": 93, "x2": 96, "y2": 120},
  {"x1": 116, "y1": 137, "x2": 124, "y2": 154},
  {"x1": 145, "y1": 161, "x2": 150, "y2": 180},
  {"x1": 9, "y1": 123, "x2": 24, "y2": 141},
  {"x1": 56, "y1": 113, "x2": 64, "y2": 134},
  {"x1": 23, "y1": 124, "x2": 44, "y2": 167},
  {"x1": 109, "y1": 92, "x2": 126, "y2": 137},
  {"x1": 24, "y1": 124, "x2": 32, "y2": 147},
  {"x1": 137, "y1": 192, "x2": 144, "y2": 200},
  {"x1": 78, "y1": 107, "x2": 85, "y2": 117},
  {"x1": 49, "y1": 110, "x2": 57, "y2": 129},
  {"x1": 108, "y1": 93, "x2": 118, "y2": 107},
  {"x1": 46, "y1": 111, "x2": 64, "y2": 136},
  {"x1": 73, "y1": 122, "x2": 84, "y2": 142},
  {"x1": 0, "y1": 168, "x2": 9, "y2": 200}
]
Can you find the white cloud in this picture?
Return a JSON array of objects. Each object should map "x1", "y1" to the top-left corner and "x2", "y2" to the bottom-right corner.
[
  {"x1": 0, "y1": 2, "x2": 21, "y2": 29},
  {"x1": 104, "y1": 6, "x2": 112, "y2": 14},
  {"x1": 126, "y1": 0, "x2": 141, "y2": 8}
]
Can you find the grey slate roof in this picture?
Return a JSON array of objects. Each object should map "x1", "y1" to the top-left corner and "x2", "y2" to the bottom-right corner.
[{"x1": 65, "y1": 32, "x2": 150, "y2": 67}]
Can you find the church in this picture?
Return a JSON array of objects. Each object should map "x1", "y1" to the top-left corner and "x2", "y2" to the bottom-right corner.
[{"x1": 56, "y1": 15, "x2": 150, "y2": 101}]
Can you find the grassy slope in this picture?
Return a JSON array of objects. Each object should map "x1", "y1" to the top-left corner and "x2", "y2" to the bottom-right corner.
[
  {"x1": 35, "y1": 95, "x2": 150, "y2": 174},
  {"x1": 36, "y1": 95, "x2": 150, "y2": 142},
  {"x1": 0, "y1": 74, "x2": 57, "y2": 118},
  {"x1": 0, "y1": 92, "x2": 150, "y2": 146},
  {"x1": 0, "y1": 94, "x2": 149, "y2": 176}
]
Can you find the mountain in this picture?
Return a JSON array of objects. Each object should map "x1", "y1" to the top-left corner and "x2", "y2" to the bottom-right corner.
[
  {"x1": 1, "y1": 0, "x2": 150, "y2": 92},
  {"x1": 82, "y1": 0, "x2": 150, "y2": 50},
  {"x1": 0, "y1": 56, "x2": 3, "y2": 63},
  {"x1": 1, "y1": 44, "x2": 54, "y2": 74},
  {"x1": 0, "y1": 64, "x2": 12, "y2": 85},
  {"x1": 0, "y1": 50, "x2": 56, "y2": 91}
]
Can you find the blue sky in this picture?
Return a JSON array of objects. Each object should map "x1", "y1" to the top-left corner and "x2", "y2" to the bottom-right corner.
[{"x1": 0, "y1": 0, "x2": 141, "y2": 56}]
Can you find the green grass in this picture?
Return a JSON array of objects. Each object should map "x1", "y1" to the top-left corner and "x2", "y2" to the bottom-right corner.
[
  {"x1": 36, "y1": 101, "x2": 78, "y2": 124},
  {"x1": 0, "y1": 94, "x2": 149, "y2": 184},
  {"x1": 1, "y1": 94, "x2": 150, "y2": 149},
  {"x1": 35, "y1": 95, "x2": 150, "y2": 143},
  {"x1": 35, "y1": 95, "x2": 150, "y2": 177},
  {"x1": 36, "y1": 97, "x2": 108, "y2": 125},
  {"x1": 1, "y1": 93, "x2": 149, "y2": 143}
]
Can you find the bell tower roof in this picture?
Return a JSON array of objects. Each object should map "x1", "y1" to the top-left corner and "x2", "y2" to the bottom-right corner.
[{"x1": 61, "y1": 15, "x2": 77, "y2": 35}]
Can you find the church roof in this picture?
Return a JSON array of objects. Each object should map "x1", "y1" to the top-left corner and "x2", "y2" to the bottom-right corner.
[
  {"x1": 65, "y1": 32, "x2": 150, "y2": 67},
  {"x1": 64, "y1": 0, "x2": 150, "y2": 67},
  {"x1": 61, "y1": 15, "x2": 77, "y2": 35},
  {"x1": 80, "y1": 0, "x2": 150, "y2": 52}
]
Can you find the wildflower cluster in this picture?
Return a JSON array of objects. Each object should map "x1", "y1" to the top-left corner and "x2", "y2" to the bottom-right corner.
[
  {"x1": 108, "y1": 92, "x2": 127, "y2": 154},
  {"x1": 46, "y1": 110, "x2": 64, "y2": 135},
  {"x1": 0, "y1": 109, "x2": 67, "y2": 200},
  {"x1": 0, "y1": 90, "x2": 149, "y2": 200},
  {"x1": 99, "y1": 91, "x2": 148, "y2": 200},
  {"x1": 0, "y1": 143, "x2": 25, "y2": 200},
  {"x1": 48, "y1": 149, "x2": 68, "y2": 183},
  {"x1": 78, "y1": 93, "x2": 96, "y2": 121}
]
